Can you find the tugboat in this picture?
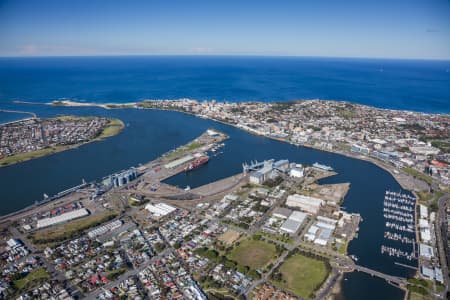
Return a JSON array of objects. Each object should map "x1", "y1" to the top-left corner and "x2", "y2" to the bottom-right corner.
[{"x1": 184, "y1": 156, "x2": 209, "y2": 172}]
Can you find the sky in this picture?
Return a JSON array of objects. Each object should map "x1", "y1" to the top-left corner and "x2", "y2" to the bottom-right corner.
[{"x1": 0, "y1": 0, "x2": 449, "y2": 59}]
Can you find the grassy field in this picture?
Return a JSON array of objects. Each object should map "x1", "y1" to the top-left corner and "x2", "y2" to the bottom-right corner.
[
  {"x1": 98, "y1": 118, "x2": 125, "y2": 139},
  {"x1": 258, "y1": 231, "x2": 294, "y2": 245},
  {"x1": 0, "y1": 145, "x2": 68, "y2": 167},
  {"x1": 338, "y1": 241, "x2": 349, "y2": 254},
  {"x1": 228, "y1": 238, "x2": 277, "y2": 269},
  {"x1": 272, "y1": 254, "x2": 329, "y2": 300},
  {"x1": 14, "y1": 268, "x2": 49, "y2": 291},
  {"x1": 164, "y1": 141, "x2": 202, "y2": 159},
  {"x1": 32, "y1": 211, "x2": 118, "y2": 244},
  {"x1": 402, "y1": 167, "x2": 433, "y2": 185}
]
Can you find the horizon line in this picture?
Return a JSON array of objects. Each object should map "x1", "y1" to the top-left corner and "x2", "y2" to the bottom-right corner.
[{"x1": 0, "y1": 53, "x2": 449, "y2": 62}]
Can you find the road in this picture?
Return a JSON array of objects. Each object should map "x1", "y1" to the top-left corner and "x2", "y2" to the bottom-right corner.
[{"x1": 435, "y1": 193, "x2": 450, "y2": 297}]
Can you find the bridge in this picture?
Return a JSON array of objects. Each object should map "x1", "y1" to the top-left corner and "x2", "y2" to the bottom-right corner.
[{"x1": 354, "y1": 265, "x2": 407, "y2": 286}]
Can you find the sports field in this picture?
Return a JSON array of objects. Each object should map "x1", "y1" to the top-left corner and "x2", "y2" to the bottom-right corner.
[
  {"x1": 228, "y1": 238, "x2": 277, "y2": 269},
  {"x1": 273, "y1": 254, "x2": 329, "y2": 300}
]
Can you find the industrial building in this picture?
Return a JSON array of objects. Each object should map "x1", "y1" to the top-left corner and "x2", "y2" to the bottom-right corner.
[
  {"x1": 304, "y1": 218, "x2": 336, "y2": 246},
  {"x1": 420, "y1": 222, "x2": 431, "y2": 243},
  {"x1": 102, "y1": 167, "x2": 138, "y2": 188},
  {"x1": 145, "y1": 203, "x2": 176, "y2": 217},
  {"x1": 286, "y1": 194, "x2": 324, "y2": 214},
  {"x1": 280, "y1": 219, "x2": 302, "y2": 235},
  {"x1": 249, "y1": 165, "x2": 273, "y2": 184},
  {"x1": 419, "y1": 204, "x2": 428, "y2": 219},
  {"x1": 421, "y1": 266, "x2": 444, "y2": 284},
  {"x1": 351, "y1": 143, "x2": 370, "y2": 154},
  {"x1": 280, "y1": 211, "x2": 308, "y2": 235},
  {"x1": 272, "y1": 207, "x2": 292, "y2": 219},
  {"x1": 88, "y1": 220, "x2": 124, "y2": 239},
  {"x1": 36, "y1": 208, "x2": 89, "y2": 229},
  {"x1": 248, "y1": 159, "x2": 290, "y2": 184},
  {"x1": 273, "y1": 159, "x2": 289, "y2": 172},
  {"x1": 164, "y1": 155, "x2": 194, "y2": 169},
  {"x1": 418, "y1": 204, "x2": 431, "y2": 243},
  {"x1": 289, "y1": 167, "x2": 304, "y2": 178},
  {"x1": 419, "y1": 243, "x2": 434, "y2": 259}
]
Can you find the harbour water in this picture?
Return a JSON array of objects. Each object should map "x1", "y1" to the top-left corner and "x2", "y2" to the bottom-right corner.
[
  {"x1": 0, "y1": 111, "x2": 34, "y2": 124},
  {"x1": 1, "y1": 56, "x2": 449, "y2": 299},
  {"x1": 0, "y1": 105, "x2": 413, "y2": 299}
]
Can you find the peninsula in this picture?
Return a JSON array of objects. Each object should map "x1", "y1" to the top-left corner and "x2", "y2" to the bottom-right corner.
[
  {"x1": 50, "y1": 99, "x2": 450, "y2": 192},
  {"x1": 0, "y1": 115, "x2": 124, "y2": 167}
]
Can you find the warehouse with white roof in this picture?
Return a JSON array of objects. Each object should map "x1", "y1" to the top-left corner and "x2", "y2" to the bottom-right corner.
[
  {"x1": 280, "y1": 211, "x2": 308, "y2": 235},
  {"x1": 286, "y1": 194, "x2": 324, "y2": 214},
  {"x1": 36, "y1": 208, "x2": 89, "y2": 229},
  {"x1": 145, "y1": 203, "x2": 176, "y2": 217}
]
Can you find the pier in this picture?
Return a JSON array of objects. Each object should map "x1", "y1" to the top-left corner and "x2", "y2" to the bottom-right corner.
[
  {"x1": 0, "y1": 109, "x2": 37, "y2": 118},
  {"x1": 0, "y1": 109, "x2": 37, "y2": 125}
]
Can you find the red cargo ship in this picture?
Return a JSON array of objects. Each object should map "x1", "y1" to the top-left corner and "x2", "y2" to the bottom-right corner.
[{"x1": 184, "y1": 156, "x2": 209, "y2": 172}]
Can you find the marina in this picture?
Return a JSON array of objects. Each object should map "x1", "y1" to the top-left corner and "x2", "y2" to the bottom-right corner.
[
  {"x1": 380, "y1": 190, "x2": 417, "y2": 261},
  {"x1": 384, "y1": 231, "x2": 415, "y2": 245}
]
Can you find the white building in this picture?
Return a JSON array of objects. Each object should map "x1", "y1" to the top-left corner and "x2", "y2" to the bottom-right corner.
[
  {"x1": 273, "y1": 160, "x2": 289, "y2": 172},
  {"x1": 419, "y1": 243, "x2": 434, "y2": 259},
  {"x1": 88, "y1": 220, "x2": 124, "y2": 239},
  {"x1": 249, "y1": 172, "x2": 264, "y2": 184},
  {"x1": 36, "y1": 208, "x2": 89, "y2": 229},
  {"x1": 280, "y1": 219, "x2": 302, "y2": 234},
  {"x1": 420, "y1": 226, "x2": 431, "y2": 243},
  {"x1": 280, "y1": 211, "x2": 308, "y2": 235},
  {"x1": 272, "y1": 207, "x2": 292, "y2": 219},
  {"x1": 419, "y1": 204, "x2": 428, "y2": 219},
  {"x1": 351, "y1": 144, "x2": 370, "y2": 154},
  {"x1": 286, "y1": 194, "x2": 324, "y2": 214},
  {"x1": 249, "y1": 165, "x2": 273, "y2": 184},
  {"x1": 289, "y1": 167, "x2": 304, "y2": 178},
  {"x1": 409, "y1": 146, "x2": 440, "y2": 156},
  {"x1": 289, "y1": 211, "x2": 308, "y2": 223},
  {"x1": 145, "y1": 203, "x2": 176, "y2": 217}
]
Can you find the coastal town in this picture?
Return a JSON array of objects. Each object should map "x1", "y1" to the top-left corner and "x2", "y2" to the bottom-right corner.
[
  {"x1": 0, "y1": 116, "x2": 124, "y2": 167},
  {"x1": 0, "y1": 119, "x2": 449, "y2": 300},
  {"x1": 126, "y1": 99, "x2": 449, "y2": 189}
]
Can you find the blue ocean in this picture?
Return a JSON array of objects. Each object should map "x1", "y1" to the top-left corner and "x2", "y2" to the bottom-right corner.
[{"x1": 0, "y1": 56, "x2": 449, "y2": 114}]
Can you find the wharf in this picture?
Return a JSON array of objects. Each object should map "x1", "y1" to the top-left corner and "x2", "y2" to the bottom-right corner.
[{"x1": 0, "y1": 130, "x2": 228, "y2": 225}]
